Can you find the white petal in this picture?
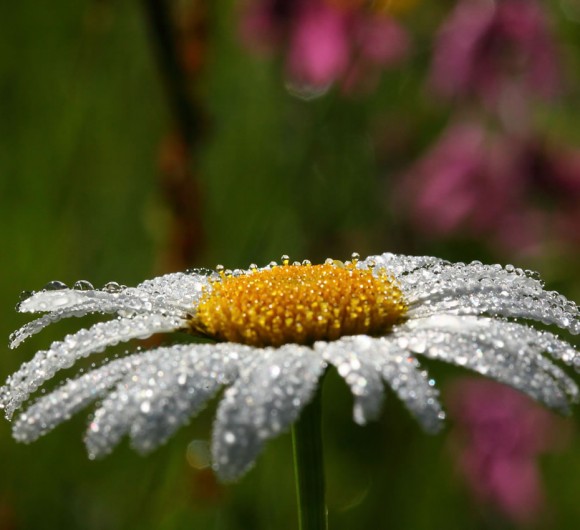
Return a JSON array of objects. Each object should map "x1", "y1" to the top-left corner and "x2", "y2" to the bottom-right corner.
[
  {"x1": 372, "y1": 338, "x2": 444, "y2": 432},
  {"x1": 84, "y1": 344, "x2": 240, "y2": 458},
  {"x1": 128, "y1": 343, "x2": 245, "y2": 454},
  {"x1": 18, "y1": 289, "x2": 93, "y2": 313},
  {"x1": 212, "y1": 345, "x2": 326, "y2": 482},
  {"x1": 0, "y1": 314, "x2": 183, "y2": 419},
  {"x1": 317, "y1": 336, "x2": 385, "y2": 424},
  {"x1": 136, "y1": 271, "x2": 210, "y2": 313},
  {"x1": 12, "y1": 352, "x2": 146, "y2": 443},
  {"x1": 320, "y1": 336, "x2": 443, "y2": 431},
  {"x1": 10, "y1": 291, "x2": 193, "y2": 349},
  {"x1": 398, "y1": 315, "x2": 578, "y2": 411},
  {"x1": 10, "y1": 298, "x2": 150, "y2": 349},
  {"x1": 402, "y1": 261, "x2": 579, "y2": 335},
  {"x1": 362, "y1": 253, "x2": 447, "y2": 276}
]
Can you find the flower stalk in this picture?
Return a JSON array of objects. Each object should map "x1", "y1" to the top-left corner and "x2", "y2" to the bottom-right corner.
[{"x1": 292, "y1": 386, "x2": 328, "y2": 530}]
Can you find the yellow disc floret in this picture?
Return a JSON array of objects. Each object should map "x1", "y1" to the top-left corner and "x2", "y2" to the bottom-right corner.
[{"x1": 190, "y1": 259, "x2": 408, "y2": 347}]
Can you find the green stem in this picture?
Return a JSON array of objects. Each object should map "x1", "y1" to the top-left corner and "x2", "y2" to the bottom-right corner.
[{"x1": 291, "y1": 388, "x2": 328, "y2": 530}]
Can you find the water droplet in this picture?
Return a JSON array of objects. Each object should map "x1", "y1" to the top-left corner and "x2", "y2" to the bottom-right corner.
[
  {"x1": 103, "y1": 282, "x2": 121, "y2": 292},
  {"x1": 73, "y1": 280, "x2": 94, "y2": 291},
  {"x1": 43, "y1": 281, "x2": 68, "y2": 291},
  {"x1": 525, "y1": 269, "x2": 542, "y2": 281},
  {"x1": 285, "y1": 79, "x2": 331, "y2": 101},
  {"x1": 410, "y1": 338, "x2": 426, "y2": 354},
  {"x1": 186, "y1": 440, "x2": 211, "y2": 469},
  {"x1": 351, "y1": 252, "x2": 360, "y2": 263},
  {"x1": 187, "y1": 268, "x2": 213, "y2": 276},
  {"x1": 281, "y1": 254, "x2": 290, "y2": 266},
  {"x1": 302, "y1": 259, "x2": 311, "y2": 266},
  {"x1": 224, "y1": 431, "x2": 236, "y2": 444},
  {"x1": 19, "y1": 290, "x2": 34, "y2": 301}
]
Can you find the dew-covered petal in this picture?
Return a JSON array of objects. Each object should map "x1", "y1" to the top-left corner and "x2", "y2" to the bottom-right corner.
[
  {"x1": 128, "y1": 343, "x2": 247, "y2": 454},
  {"x1": 212, "y1": 345, "x2": 326, "y2": 482},
  {"x1": 317, "y1": 336, "x2": 385, "y2": 424},
  {"x1": 0, "y1": 314, "x2": 184, "y2": 419},
  {"x1": 397, "y1": 315, "x2": 578, "y2": 411},
  {"x1": 135, "y1": 271, "x2": 210, "y2": 313},
  {"x1": 319, "y1": 335, "x2": 443, "y2": 432},
  {"x1": 399, "y1": 261, "x2": 579, "y2": 335},
  {"x1": 10, "y1": 296, "x2": 167, "y2": 349},
  {"x1": 12, "y1": 352, "x2": 147, "y2": 443},
  {"x1": 83, "y1": 343, "x2": 243, "y2": 458},
  {"x1": 362, "y1": 255, "x2": 579, "y2": 334},
  {"x1": 18, "y1": 289, "x2": 95, "y2": 313},
  {"x1": 17, "y1": 272, "x2": 209, "y2": 315},
  {"x1": 10, "y1": 286, "x2": 200, "y2": 348},
  {"x1": 371, "y1": 337, "x2": 444, "y2": 432},
  {"x1": 407, "y1": 292, "x2": 579, "y2": 336},
  {"x1": 361, "y1": 252, "x2": 448, "y2": 276}
]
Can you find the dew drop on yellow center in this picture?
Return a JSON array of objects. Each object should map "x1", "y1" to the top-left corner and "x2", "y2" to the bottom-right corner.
[{"x1": 190, "y1": 262, "x2": 408, "y2": 347}]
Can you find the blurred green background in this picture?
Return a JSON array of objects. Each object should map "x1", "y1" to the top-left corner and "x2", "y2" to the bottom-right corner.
[{"x1": 1, "y1": 1, "x2": 579, "y2": 529}]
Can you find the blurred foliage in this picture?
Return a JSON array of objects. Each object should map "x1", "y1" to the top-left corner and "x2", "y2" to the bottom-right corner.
[{"x1": 0, "y1": 1, "x2": 578, "y2": 529}]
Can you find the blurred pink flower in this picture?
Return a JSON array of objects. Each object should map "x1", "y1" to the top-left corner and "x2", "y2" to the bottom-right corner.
[
  {"x1": 397, "y1": 122, "x2": 535, "y2": 250},
  {"x1": 448, "y1": 378, "x2": 569, "y2": 525},
  {"x1": 239, "y1": 0, "x2": 409, "y2": 95},
  {"x1": 430, "y1": 0, "x2": 560, "y2": 105},
  {"x1": 286, "y1": 1, "x2": 351, "y2": 87},
  {"x1": 398, "y1": 122, "x2": 580, "y2": 253}
]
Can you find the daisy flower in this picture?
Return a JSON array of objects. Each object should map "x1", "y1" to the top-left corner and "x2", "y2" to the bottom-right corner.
[{"x1": 1, "y1": 253, "x2": 578, "y2": 485}]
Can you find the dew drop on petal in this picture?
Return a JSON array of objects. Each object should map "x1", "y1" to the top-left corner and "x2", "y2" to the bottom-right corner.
[
  {"x1": 224, "y1": 431, "x2": 236, "y2": 444},
  {"x1": 19, "y1": 290, "x2": 34, "y2": 302},
  {"x1": 103, "y1": 282, "x2": 121, "y2": 293},
  {"x1": 43, "y1": 281, "x2": 68, "y2": 291},
  {"x1": 73, "y1": 280, "x2": 94, "y2": 291},
  {"x1": 186, "y1": 268, "x2": 213, "y2": 277}
]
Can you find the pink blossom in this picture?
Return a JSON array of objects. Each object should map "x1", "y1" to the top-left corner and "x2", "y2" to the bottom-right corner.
[
  {"x1": 448, "y1": 378, "x2": 569, "y2": 525},
  {"x1": 239, "y1": 0, "x2": 409, "y2": 95},
  {"x1": 398, "y1": 122, "x2": 580, "y2": 253},
  {"x1": 397, "y1": 122, "x2": 533, "y2": 246},
  {"x1": 430, "y1": 0, "x2": 560, "y2": 105},
  {"x1": 287, "y1": 2, "x2": 351, "y2": 87}
]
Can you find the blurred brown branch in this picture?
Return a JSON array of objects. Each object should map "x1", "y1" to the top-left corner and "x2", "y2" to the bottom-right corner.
[{"x1": 141, "y1": 0, "x2": 208, "y2": 270}]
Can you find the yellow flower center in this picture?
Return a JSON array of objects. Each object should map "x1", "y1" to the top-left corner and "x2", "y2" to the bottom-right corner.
[{"x1": 191, "y1": 259, "x2": 407, "y2": 347}]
